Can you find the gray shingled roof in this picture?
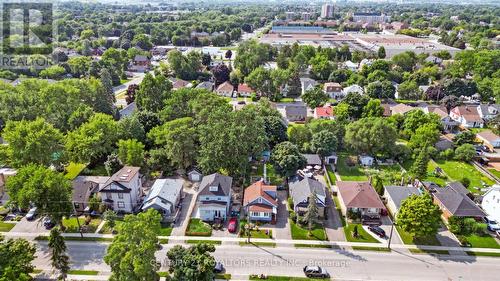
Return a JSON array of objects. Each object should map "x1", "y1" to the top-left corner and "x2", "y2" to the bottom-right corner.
[
  {"x1": 198, "y1": 173, "x2": 232, "y2": 197},
  {"x1": 302, "y1": 154, "x2": 322, "y2": 166},
  {"x1": 289, "y1": 178, "x2": 326, "y2": 207},
  {"x1": 447, "y1": 182, "x2": 470, "y2": 195},
  {"x1": 434, "y1": 187, "x2": 486, "y2": 217},
  {"x1": 385, "y1": 185, "x2": 420, "y2": 210}
]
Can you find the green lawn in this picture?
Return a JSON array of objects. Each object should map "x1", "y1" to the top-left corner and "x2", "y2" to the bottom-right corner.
[
  {"x1": 68, "y1": 270, "x2": 99, "y2": 275},
  {"x1": 365, "y1": 164, "x2": 405, "y2": 185},
  {"x1": 289, "y1": 220, "x2": 327, "y2": 241},
  {"x1": 252, "y1": 163, "x2": 284, "y2": 186},
  {"x1": 467, "y1": 251, "x2": 500, "y2": 257},
  {"x1": 325, "y1": 165, "x2": 336, "y2": 185},
  {"x1": 294, "y1": 243, "x2": 331, "y2": 248},
  {"x1": 185, "y1": 219, "x2": 212, "y2": 236},
  {"x1": 64, "y1": 162, "x2": 87, "y2": 180},
  {"x1": 81, "y1": 164, "x2": 108, "y2": 176},
  {"x1": 63, "y1": 217, "x2": 102, "y2": 233},
  {"x1": 279, "y1": 97, "x2": 295, "y2": 103},
  {"x1": 352, "y1": 246, "x2": 391, "y2": 252},
  {"x1": 435, "y1": 160, "x2": 494, "y2": 193},
  {"x1": 0, "y1": 222, "x2": 15, "y2": 232},
  {"x1": 458, "y1": 234, "x2": 500, "y2": 248},
  {"x1": 336, "y1": 153, "x2": 368, "y2": 181},
  {"x1": 344, "y1": 223, "x2": 379, "y2": 243},
  {"x1": 35, "y1": 236, "x2": 113, "y2": 242},
  {"x1": 239, "y1": 241, "x2": 277, "y2": 247},
  {"x1": 488, "y1": 168, "x2": 500, "y2": 179},
  {"x1": 396, "y1": 226, "x2": 441, "y2": 246},
  {"x1": 246, "y1": 229, "x2": 273, "y2": 239},
  {"x1": 98, "y1": 220, "x2": 123, "y2": 234},
  {"x1": 401, "y1": 159, "x2": 446, "y2": 186}
]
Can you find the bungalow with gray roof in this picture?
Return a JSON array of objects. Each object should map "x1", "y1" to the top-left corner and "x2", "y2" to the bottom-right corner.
[
  {"x1": 142, "y1": 178, "x2": 184, "y2": 222},
  {"x1": 433, "y1": 185, "x2": 486, "y2": 221},
  {"x1": 289, "y1": 178, "x2": 327, "y2": 217},
  {"x1": 383, "y1": 185, "x2": 421, "y2": 216}
]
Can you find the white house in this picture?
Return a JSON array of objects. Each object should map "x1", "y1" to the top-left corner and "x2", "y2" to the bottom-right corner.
[
  {"x1": 449, "y1": 105, "x2": 484, "y2": 128},
  {"x1": 343, "y1": 84, "x2": 364, "y2": 96},
  {"x1": 478, "y1": 104, "x2": 499, "y2": 121},
  {"x1": 343, "y1": 60, "x2": 359, "y2": 72},
  {"x1": 481, "y1": 186, "x2": 500, "y2": 222},
  {"x1": 323, "y1": 82, "x2": 344, "y2": 99},
  {"x1": 359, "y1": 155, "x2": 374, "y2": 167},
  {"x1": 196, "y1": 173, "x2": 232, "y2": 221},
  {"x1": 141, "y1": 178, "x2": 184, "y2": 222},
  {"x1": 99, "y1": 166, "x2": 142, "y2": 213}
]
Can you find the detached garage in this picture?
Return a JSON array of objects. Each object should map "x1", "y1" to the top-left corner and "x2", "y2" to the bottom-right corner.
[{"x1": 477, "y1": 130, "x2": 500, "y2": 150}]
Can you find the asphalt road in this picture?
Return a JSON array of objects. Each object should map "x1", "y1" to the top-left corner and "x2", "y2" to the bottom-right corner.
[{"x1": 33, "y1": 241, "x2": 500, "y2": 281}]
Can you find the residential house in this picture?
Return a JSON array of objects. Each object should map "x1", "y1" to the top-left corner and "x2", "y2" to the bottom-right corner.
[
  {"x1": 343, "y1": 84, "x2": 364, "y2": 95},
  {"x1": 337, "y1": 181, "x2": 386, "y2": 225},
  {"x1": 129, "y1": 55, "x2": 150, "y2": 72},
  {"x1": 300, "y1": 78, "x2": 318, "y2": 95},
  {"x1": 390, "y1": 104, "x2": 415, "y2": 116},
  {"x1": 449, "y1": 105, "x2": 484, "y2": 128},
  {"x1": 302, "y1": 154, "x2": 322, "y2": 167},
  {"x1": 243, "y1": 180, "x2": 278, "y2": 222},
  {"x1": 237, "y1": 83, "x2": 255, "y2": 97},
  {"x1": 187, "y1": 168, "x2": 203, "y2": 182},
  {"x1": 216, "y1": 81, "x2": 234, "y2": 97},
  {"x1": 359, "y1": 155, "x2": 374, "y2": 167},
  {"x1": 72, "y1": 180, "x2": 99, "y2": 214},
  {"x1": 423, "y1": 105, "x2": 459, "y2": 132},
  {"x1": 435, "y1": 135, "x2": 454, "y2": 151},
  {"x1": 289, "y1": 178, "x2": 327, "y2": 217},
  {"x1": 170, "y1": 78, "x2": 192, "y2": 90},
  {"x1": 481, "y1": 186, "x2": 500, "y2": 223},
  {"x1": 278, "y1": 104, "x2": 307, "y2": 123},
  {"x1": 141, "y1": 178, "x2": 184, "y2": 222},
  {"x1": 197, "y1": 173, "x2": 232, "y2": 221},
  {"x1": 99, "y1": 166, "x2": 142, "y2": 213},
  {"x1": 195, "y1": 81, "x2": 214, "y2": 92},
  {"x1": 314, "y1": 106, "x2": 334, "y2": 119},
  {"x1": 0, "y1": 168, "x2": 16, "y2": 201},
  {"x1": 343, "y1": 60, "x2": 359, "y2": 72},
  {"x1": 151, "y1": 46, "x2": 175, "y2": 56},
  {"x1": 424, "y1": 55, "x2": 443, "y2": 65},
  {"x1": 433, "y1": 185, "x2": 486, "y2": 221},
  {"x1": 384, "y1": 185, "x2": 421, "y2": 216},
  {"x1": 476, "y1": 130, "x2": 500, "y2": 150},
  {"x1": 323, "y1": 82, "x2": 344, "y2": 100},
  {"x1": 478, "y1": 104, "x2": 499, "y2": 121},
  {"x1": 119, "y1": 102, "x2": 137, "y2": 120}
]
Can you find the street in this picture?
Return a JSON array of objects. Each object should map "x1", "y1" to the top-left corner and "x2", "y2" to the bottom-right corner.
[{"x1": 32, "y1": 241, "x2": 500, "y2": 281}]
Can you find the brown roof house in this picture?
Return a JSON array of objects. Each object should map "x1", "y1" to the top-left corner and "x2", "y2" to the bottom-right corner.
[
  {"x1": 237, "y1": 83, "x2": 255, "y2": 97},
  {"x1": 449, "y1": 105, "x2": 484, "y2": 128},
  {"x1": 433, "y1": 184, "x2": 486, "y2": 221},
  {"x1": 323, "y1": 82, "x2": 344, "y2": 100},
  {"x1": 289, "y1": 178, "x2": 327, "y2": 218},
  {"x1": 196, "y1": 173, "x2": 232, "y2": 221},
  {"x1": 337, "y1": 181, "x2": 386, "y2": 225},
  {"x1": 169, "y1": 78, "x2": 192, "y2": 90},
  {"x1": 476, "y1": 130, "x2": 500, "y2": 150},
  {"x1": 390, "y1": 104, "x2": 416, "y2": 116},
  {"x1": 243, "y1": 180, "x2": 278, "y2": 223},
  {"x1": 423, "y1": 105, "x2": 459, "y2": 132},
  {"x1": 72, "y1": 180, "x2": 99, "y2": 214},
  {"x1": 215, "y1": 81, "x2": 235, "y2": 97},
  {"x1": 99, "y1": 166, "x2": 142, "y2": 213}
]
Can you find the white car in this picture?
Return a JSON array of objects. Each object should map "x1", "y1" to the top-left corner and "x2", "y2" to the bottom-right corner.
[
  {"x1": 26, "y1": 207, "x2": 37, "y2": 221},
  {"x1": 485, "y1": 216, "x2": 500, "y2": 231}
]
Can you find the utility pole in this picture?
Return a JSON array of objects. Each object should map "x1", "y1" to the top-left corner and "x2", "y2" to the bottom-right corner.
[{"x1": 387, "y1": 211, "x2": 397, "y2": 250}]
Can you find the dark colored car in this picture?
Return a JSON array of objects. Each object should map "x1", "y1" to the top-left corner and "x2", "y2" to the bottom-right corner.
[
  {"x1": 368, "y1": 226, "x2": 386, "y2": 238},
  {"x1": 228, "y1": 217, "x2": 238, "y2": 233},
  {"x1": 303, "y1": 266, "x2": 329, "y2": 278},
  {"x1": 214, "y1": 262, "x2": 224, "y2": 273},
  {"x1": 43, "y1": 217, "x2": 55, "y2": 229}
]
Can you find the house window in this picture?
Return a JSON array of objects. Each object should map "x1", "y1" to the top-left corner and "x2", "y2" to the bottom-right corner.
[
  {"x1": 251, "y1": 212, "x2": 260, "y2": 217},
  {"x1": 217, "y1": 197, "x2": 221, "y2": 201},
  {"x1": 106, "y1": 193, "x2": 112, "y2": 199},
  {"x1": 74, "y1": 203, "x2": 80, "y2": 209},
  {"x1": 117, "y1": 201, "x2": 125, "y2": 208},
  {"x1": 118, "y1": 193, "x2": 124, "y2": 199}
]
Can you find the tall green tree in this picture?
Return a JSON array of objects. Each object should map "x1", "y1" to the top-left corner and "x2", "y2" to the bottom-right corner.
[
  {"x1": 0, "y1": 236, "x2": 36, "y2": 281},
  {"x1": 6, "y1": 165, "x2": 72, "y2": 226},
  {"x1": 48, "y1": 228, "x2": 70, "y2": 281},
  {"x1": 135, "y1": 73, "x2": 172, "y2": 113},
  {"x1": 117, "y1": 139, "x2": 145, "y2": 167},
  {"x1": 345, "y1": 118, "x2": 397, "y2": 157},
  {"x1": 2, "y1": 118, "x2": 63, "y2": 167},
  {"x1": 301, "y1": 87, "x2": 329, "y2": 109},
  {"x1": 270, "y1": 141, "x2": 307, "y2": 177},
  {"x1": 397, "y1": 194, "x2": 441, "y2": 237},
  {"x1": 310, "y1": 130, "x2": 338, "y2": 157},
  {"x1": 304, "y1": 192, "x2": 319, "y2": 236},
  {"x1": 65, "y1": 113, "x2": 120, "y2": 163},
  {"x1": 104, "y1": 209, "x2": 161, "y2": 281},
  {"x1": 148, "y1": 117, "x2": 198, "y2": 170},
  {"x1": 167, "y1": 243, "x2": 216, "y2": 281},
  {"x1": 362, "y1": 99, "x2": 384, "y2": 118},
  {"x1": 409, "y1": 148, "x2": 429, "y2": 180}
]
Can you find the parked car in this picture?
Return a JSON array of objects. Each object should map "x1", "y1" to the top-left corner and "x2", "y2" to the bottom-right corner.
[
  {"x1": 303, "y1": 266, "x2": 329, "y2": 278},
  {"x1": 26, "y1": 207, "x2": 37, "y2": 221},
  {"x1": 368, "y1": 226, "x2": 386, "y2": 238},
  {"x1": 484, "y1": 216, "x2": 500, "y2": 231},
  {"x1": 42, "y1": 217, "x2": 55, "y2": 229},
  {"x1": 214, "y1": 261, "x2": 224, "y2": 273},
  {"x1": 228, "y1": 217, "x2": 238, "y2": 233}
]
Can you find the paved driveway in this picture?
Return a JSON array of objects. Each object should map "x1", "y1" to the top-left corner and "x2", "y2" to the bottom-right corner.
[
  {"x1": 324, "y1": 192, "x2": 346, "y2": 242},
  {"x1": 273, "y1": 190, "x2": 291, "y2": 241},
  {"x1": 10, "y1": 217, "x2": 48, "y2": 236},
  {"x1": 436, "y1": 225, "x2": 466, "y2": 255},
  {"x1": 170, "y1": 191, "x2": 196, "y2": 237}
]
